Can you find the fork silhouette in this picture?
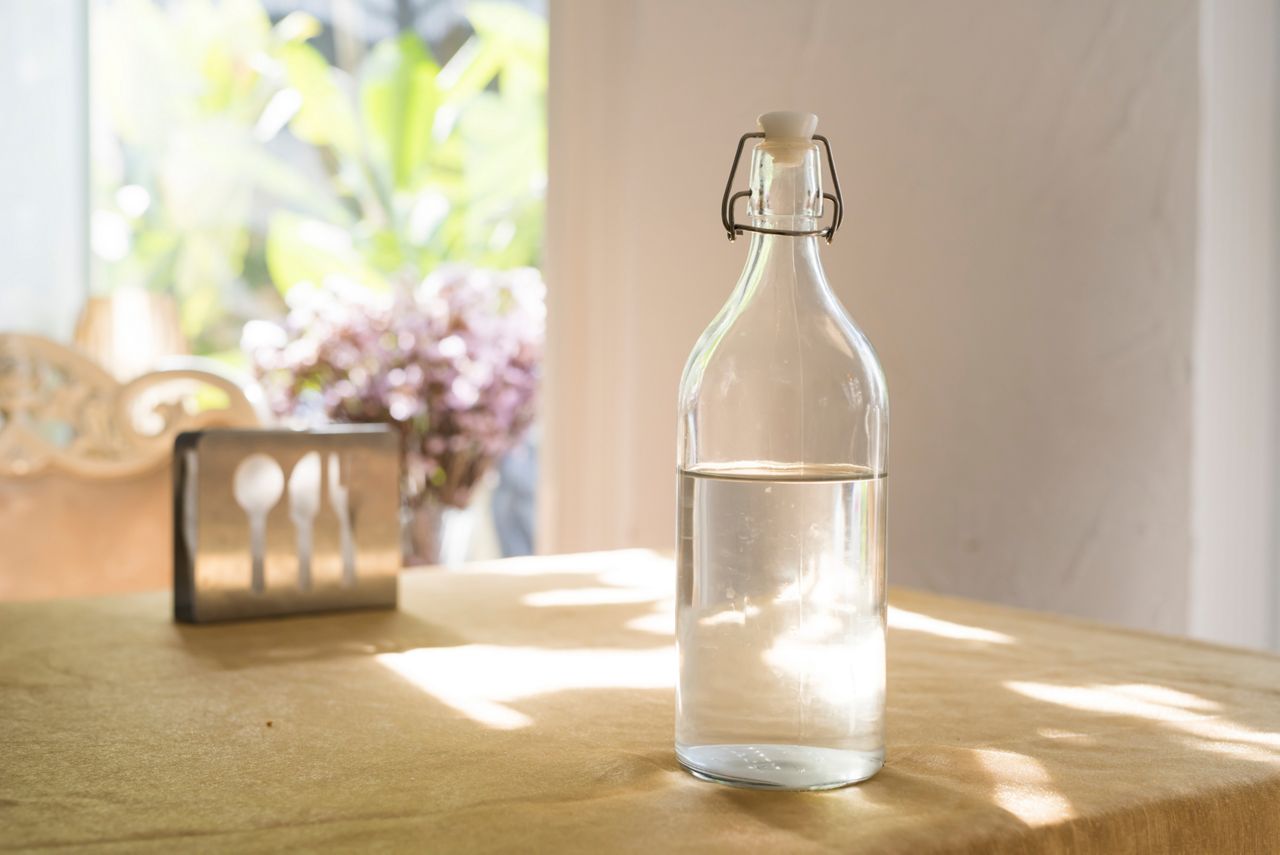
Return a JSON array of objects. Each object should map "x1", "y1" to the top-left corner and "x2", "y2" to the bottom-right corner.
[{"x1": 327, "y1": 453, "x2": 356, "y2": 586}]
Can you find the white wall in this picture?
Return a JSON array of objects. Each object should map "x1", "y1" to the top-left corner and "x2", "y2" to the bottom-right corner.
[
  {"x1": 0, "y1": 0, "x2": 87, "y2": 339},
  {"x1": 544, "y1": 0, "x2": 1210, "y2": 636}
]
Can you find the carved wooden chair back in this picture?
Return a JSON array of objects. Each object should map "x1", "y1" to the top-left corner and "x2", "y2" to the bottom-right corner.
[{"x1": 0, "y1": 334, "x2": 265, "y2": 599}]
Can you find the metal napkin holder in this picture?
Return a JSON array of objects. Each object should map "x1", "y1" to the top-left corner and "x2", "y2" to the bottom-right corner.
[{"x1": 174, "y1": 427, "x2": 401, "y2": 623}]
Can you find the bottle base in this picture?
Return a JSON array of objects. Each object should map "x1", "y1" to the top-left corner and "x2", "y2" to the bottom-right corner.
[{"x1": 676, "y1": 743, "x2": 884, "y2": 791}]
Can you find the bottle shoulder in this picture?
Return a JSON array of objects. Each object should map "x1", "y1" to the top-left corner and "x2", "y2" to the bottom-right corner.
[
  {"x1": 677, "y1": 236, "x2": 887, "y2": 471},
  {"x1": 679, "y1": 295, "x2": 888, "y2": 414}
]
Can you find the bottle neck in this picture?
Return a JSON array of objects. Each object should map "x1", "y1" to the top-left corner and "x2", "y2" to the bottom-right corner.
[
  {"x1": 747, "y1": 139, "x2": 823, "y2": 222},
  {"x1": 728, "y1": 137, "x2": 834, "y2": 304}
]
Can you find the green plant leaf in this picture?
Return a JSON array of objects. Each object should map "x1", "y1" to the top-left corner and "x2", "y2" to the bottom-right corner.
[
  {"x1": 280, "y1": 42, "x2": 361, "y2": 154},
  {"x1": 240, "y1": 145, "x2": 352, "y2": 225},
  {"x1": 436, "y1": 36, "x2": 500, "y2": 108},
  {"x1": 467, "y1": 2, "x2": 548, "y2": 94},
  {"x1": 266, "y1": 211, "x2": 386, "y2": 295},
  {"x1": 274, "y1": 11, "x2": 322, "y2": 43},
  {"x1": 360, "y1": 225, "x2": 408, "y2": 273},
  {"x1": 196, "y1": 0, "x2": 274, "y2": 115},
  {"x1": 360, "y1": 32, "x2": 441, "y2": 193}
]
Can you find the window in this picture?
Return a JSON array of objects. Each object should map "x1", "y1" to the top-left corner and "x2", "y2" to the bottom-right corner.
[
  {"x1": 90, "y1": 0, "x2": 547, "y2": 365},
  {"x1": 1, "y1": 0, "x2": 548, "y2": 563}
]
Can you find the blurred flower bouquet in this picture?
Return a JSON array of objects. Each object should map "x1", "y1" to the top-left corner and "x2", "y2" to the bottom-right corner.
[{"x1": 244, "y1": 266, "x2": 544, "y2": 559}]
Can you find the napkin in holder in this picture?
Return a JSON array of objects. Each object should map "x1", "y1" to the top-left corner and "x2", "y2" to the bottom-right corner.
[{"x1": 174, "y1": 427, "x2": 400, "y2": 623}]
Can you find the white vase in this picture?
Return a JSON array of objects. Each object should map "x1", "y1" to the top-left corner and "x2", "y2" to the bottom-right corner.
[{"x1": 403, "y1": 497, "x2": 474, "y2": 567}]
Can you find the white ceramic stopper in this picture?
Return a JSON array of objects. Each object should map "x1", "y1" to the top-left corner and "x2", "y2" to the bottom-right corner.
[{"x1": 757, "y1": 111, "x2": 819, "y2": 140}]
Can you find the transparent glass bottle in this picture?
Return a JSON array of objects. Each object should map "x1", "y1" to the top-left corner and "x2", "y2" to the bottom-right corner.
[{"x1": 676, "y1": 112, "x2": 889, "y2": 790}]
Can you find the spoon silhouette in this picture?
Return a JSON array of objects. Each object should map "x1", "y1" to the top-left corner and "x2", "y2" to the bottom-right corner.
[
  {"x1": 288, "y1": 452, "x2": 322, "y2": 590},
  {"x1": 233, "y1": 454, "x2": 285, "y2": 594}
]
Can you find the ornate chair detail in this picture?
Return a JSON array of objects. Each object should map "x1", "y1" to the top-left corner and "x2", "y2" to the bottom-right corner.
[{"x1": 0, "y1": 334, "x2": 265, "y2": 599}]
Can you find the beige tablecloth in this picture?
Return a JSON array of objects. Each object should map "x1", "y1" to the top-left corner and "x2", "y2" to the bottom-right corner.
[{"x1": 3, "y1": 550, "x2": 1279, "y2": 853}]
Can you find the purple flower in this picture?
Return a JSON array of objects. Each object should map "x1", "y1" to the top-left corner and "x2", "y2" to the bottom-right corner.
[{"x1": 244, "y1": 265, "x2": 545, "y2": 508}]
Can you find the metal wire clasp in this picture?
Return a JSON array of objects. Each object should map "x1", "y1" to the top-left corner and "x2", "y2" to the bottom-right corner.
[{"x1": 720, "y1": 131, "x2": 845, "y2": 243}]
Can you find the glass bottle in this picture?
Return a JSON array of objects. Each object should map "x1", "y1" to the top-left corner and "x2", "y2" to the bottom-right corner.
[{"x1": 676, "y1": 112, "x2": 888, "y2": 790}]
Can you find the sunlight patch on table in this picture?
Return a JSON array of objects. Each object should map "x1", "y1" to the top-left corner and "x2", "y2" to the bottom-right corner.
[
  {"x1": 1174, "y1": 718, "x2": 1280, "y2": 753},
  {"x1": 378, "y1": 644, "x2": 674, "y2": 730},
  {"x1": 1035, "y1": 727, "x2": 1097, "y2": 745},
  {"x1": 888, "y1": 606, "x2": 1014, "y2": 644},
  {"x1": 1179, "y1": 735, "x2": 1280, "y2": 762},
  {"x1": 1006, "y1": 681, "x2": 1219, "y2": 721},
  {"x1": 523, "y1": 587, "x2": 663, "y2": 607},
  {"x1": 974, "y1": 748, "x2": 1076, "y2": 825},
  {"x1": 457, "y1": 549, "x2": 673, "y2": 578},
  {"x1": 626, "y1": 597, "x2": 675, "y2": 635},
  {"x1": 1007, "y1": 681, "x2": 1279, "y2": 762},
  {"x1": 1110, "y1": 684, "x2": 1221, "y2": 712}
]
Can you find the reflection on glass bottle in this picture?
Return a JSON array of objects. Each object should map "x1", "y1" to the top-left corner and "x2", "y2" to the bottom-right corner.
[{"x1": 676, "y1": 112, "x2": 889, "y2": 790}]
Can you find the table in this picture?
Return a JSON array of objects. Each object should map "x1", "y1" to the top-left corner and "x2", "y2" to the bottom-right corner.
[{"x1": 3, "y1": 551, "x2": 1279, "y2": 853}]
